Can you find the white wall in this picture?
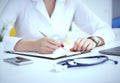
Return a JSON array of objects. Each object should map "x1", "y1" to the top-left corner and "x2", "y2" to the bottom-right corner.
[
  {"x1": 82, "y1": 0, "x2": 112, "y2": 26},
  {"x1": 0, "y1": 0, "x2": 8, "y2": 15}
]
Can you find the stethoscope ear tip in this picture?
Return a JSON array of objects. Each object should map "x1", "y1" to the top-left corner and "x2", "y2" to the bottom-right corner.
[
  {"x1": 108, "y1": 59, "x2": 118, "y2": 65},
  {"x1": 114, "y1": 61, "x2": 118, "y2": 64}
]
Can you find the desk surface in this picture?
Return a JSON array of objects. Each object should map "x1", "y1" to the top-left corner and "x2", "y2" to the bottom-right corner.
[{"x1": 0, "y1": 40, "x2": 120, "y2": 83}]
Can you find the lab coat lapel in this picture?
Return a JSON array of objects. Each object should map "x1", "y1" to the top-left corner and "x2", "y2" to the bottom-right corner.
[
  {"x1": 32, "y1": 0, "x2": 51, "y2": 21},
  {"x1": 31, "y1": 0, "x2": 66, "y2": 24},
  {"x1": 36, "y1": 2, "x2": 50, "y2": 19}
]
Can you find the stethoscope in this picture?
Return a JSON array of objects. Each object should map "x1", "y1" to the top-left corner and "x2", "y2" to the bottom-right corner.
[{"x1": 57, "y1": 55, "x2": 118, "y2": 68}]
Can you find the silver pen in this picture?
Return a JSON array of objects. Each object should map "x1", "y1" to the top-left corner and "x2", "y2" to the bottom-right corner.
[{"x1": 39, "y1": 31, "x2": 47, "y2": 37}]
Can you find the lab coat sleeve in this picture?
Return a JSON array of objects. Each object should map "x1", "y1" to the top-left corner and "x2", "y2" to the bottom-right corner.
[
  {"x1": 0, "y1": 0, "x2": 22, "y2": 51},
  {"x1": 73, "y1": 0, "x2": 115, "y2": 44}
]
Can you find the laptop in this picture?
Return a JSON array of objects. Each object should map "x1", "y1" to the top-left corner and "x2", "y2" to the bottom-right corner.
[{"x1": 99, "y1": 46, "x2": 120, "y2": 56}]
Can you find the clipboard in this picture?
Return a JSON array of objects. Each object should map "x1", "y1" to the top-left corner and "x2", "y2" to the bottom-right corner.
[
  {"x1": 99, "y1": 46, "x2": 120, "y2": 56},
  {"x1": 5, "y1": 50, "x2": 90, "y2": 60}
]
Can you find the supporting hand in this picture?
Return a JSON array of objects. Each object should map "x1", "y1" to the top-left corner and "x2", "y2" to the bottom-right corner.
[{"x1": 70, "y1": 37, "x2": 96, "y2": 52}]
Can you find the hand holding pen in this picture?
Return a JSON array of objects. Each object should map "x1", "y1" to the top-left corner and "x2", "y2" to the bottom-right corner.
[{"x1": 36, "y1": 31, "x2": 64, "y2": 54}]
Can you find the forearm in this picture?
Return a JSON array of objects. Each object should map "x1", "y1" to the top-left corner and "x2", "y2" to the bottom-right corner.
[
  {"x1": 14, "y1": 39, "x2": 36, "y2": 52},
  {"x1": 14, "y1": 37, "x2": 62, "y2": 54}
]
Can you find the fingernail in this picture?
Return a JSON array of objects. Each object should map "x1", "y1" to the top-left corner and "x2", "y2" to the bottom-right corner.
[
  {"x1": 61, "y1": 43, "x2": 64, "y2": 48},
  {"x1": 70, "y1": 48, "x2": 77, "y2": 52}
]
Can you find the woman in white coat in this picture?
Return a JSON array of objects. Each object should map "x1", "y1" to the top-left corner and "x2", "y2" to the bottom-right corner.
[{"x1": 0, "y1": 0, "x2": 114, "y2": 54}]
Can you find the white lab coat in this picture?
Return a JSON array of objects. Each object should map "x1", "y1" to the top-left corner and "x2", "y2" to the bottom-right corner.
[{"x1": 0, "y1": 0, "x2": 115, "y2": 51}]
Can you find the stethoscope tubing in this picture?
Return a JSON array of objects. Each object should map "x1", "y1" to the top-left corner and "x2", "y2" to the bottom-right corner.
[{"x1": 57, "y1": 55, "x2": 117, "y2": 68}]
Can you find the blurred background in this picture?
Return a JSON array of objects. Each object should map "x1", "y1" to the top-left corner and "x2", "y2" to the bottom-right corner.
[
  {"x1": 0, "y1": 0, "x2": 120, "y2": 40},
  {"x1": 82, "y1": 0, "x2": 120, "y2": 28},
  {"x1": 82, "y1": 0, "x2": 120, "y2": 40},
  {"x1": 0, "y1": 0, "x2": 120, "y2": 27}
]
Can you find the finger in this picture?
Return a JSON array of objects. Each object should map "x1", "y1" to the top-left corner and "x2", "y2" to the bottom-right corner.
[
  {"x1": 86, "y1": 44, "x2": 94, "y2": 51},
  {"x1": 40, "y1": 47, "x2": 55, "y2": 54},
  {"x1": 46, "y1": 37, "x2": 62, "y2": 47},
  {"x1": 70, "y1": 48, "x2": 77, "y2": 52},
  {"x1": 86, "y1": 39, "x2": 96, "y2": 51},
  {"x1": 86, "y1": 42, "x2": 96, "y2": 51},
  {"x1": 81, "y1": 40, "x2": 90, "y2": 51},
  {"x1": 72, "y1": 38, "x2": 82, "y2": 51},
  {"x1": 46, "y1": 42, "x2": 59, "y2": 50},
  {"x1": 77, "y1": 38, "x2": 87, "y2": 51},
  {"x1": 37, "y1": 38, "x2": 57, "y2": 53}
]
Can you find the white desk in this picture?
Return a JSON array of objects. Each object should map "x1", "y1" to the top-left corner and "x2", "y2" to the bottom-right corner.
[{"x1": 0, "y1": 40, "x2": 120, "y2": 83}]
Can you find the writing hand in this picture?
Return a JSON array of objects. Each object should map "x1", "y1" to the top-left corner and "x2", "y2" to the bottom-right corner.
[{"x1": 33, "y1": 37, "x2": 63, "y2": 54}]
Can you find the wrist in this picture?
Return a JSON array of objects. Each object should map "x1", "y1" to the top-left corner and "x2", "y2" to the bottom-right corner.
[{"x1": 87, "y1": 36, "x2": 104, "y2": 47}]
